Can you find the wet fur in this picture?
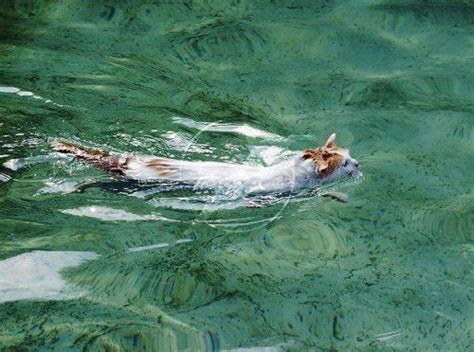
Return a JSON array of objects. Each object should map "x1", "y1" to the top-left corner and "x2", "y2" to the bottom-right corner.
[
  {"x1": 51, "y1": 134, "x2": 358, "y2": 194},
  {"x1": 51, "y1": 141, "x2": 175, "y2": 178},
  {"x1": 51, "y1": 141, "x2": 129, "y2": 175}
]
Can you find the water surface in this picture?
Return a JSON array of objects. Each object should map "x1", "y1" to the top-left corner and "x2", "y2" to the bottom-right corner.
[{"x1": 0, "y1": 1, "x2": 473, "y2": 351}]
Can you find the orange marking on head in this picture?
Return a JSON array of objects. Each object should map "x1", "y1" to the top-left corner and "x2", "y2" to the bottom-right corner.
[{"x1": 302, "y1": 133, "x2": 347, "y2": 177}]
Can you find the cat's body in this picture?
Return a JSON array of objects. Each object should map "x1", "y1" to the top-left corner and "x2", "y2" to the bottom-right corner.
[
  {"x1": 51, "y1": 133, "x2": 359, "y2": 196},
  {"x1": 127, "y1": 156, "x2": 317, "y2": 195}
]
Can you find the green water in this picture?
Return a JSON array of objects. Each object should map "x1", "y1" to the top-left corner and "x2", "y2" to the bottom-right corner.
[{"x1": 0, "y1": 1, "x2": 473, "y2": 351}]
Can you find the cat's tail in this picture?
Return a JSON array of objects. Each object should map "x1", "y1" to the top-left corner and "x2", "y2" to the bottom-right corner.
[{"x1": 50, "y1": 141, "x2": 128, "y2": 175}]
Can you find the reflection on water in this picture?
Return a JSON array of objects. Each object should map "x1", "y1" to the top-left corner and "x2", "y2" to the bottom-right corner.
[
  {"x1": 0, "y1": 1, "x2": 473, "y2": 351},
  {"x1": 0, "y1": 251, "x2": 98, "y2": 303},
  {"x1": 61, "y1": 205, "x2": 174, "y2": 222}
]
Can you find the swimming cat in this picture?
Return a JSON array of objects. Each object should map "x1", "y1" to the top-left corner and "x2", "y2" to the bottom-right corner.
[{"x1": 51, "y1": 133, "x2": 359, "y2": 197}]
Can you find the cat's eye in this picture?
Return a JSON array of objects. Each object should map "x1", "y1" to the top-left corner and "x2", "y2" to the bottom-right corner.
[{"x1": 343, "y1": 160, "x2": 348, "y2": 167}]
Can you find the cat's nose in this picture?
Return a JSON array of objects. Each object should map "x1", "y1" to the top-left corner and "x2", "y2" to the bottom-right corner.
[{"x1": 354, "y1": 161, "x2": 359, "y2": 168}]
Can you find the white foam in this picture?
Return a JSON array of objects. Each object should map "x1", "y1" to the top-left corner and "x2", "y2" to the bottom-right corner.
[
  {"x1": 61, "y1": 206, "x2": 174, "y2": 222},
  {"x1": 0, "y1": 250, "x2": 98, "y2": 303}
]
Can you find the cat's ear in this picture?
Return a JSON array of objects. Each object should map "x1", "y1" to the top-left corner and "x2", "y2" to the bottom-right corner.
[{"x1": 324, "y1": 133, "x2": 336, "y2": 148}]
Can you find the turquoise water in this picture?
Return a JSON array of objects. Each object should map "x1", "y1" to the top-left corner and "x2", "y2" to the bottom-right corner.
[{"x1": 0, "y1": 1, "x2": 473, "y2": 350}]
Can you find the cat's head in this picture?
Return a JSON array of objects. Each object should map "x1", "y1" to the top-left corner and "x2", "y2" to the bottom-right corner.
[{"x1": 302, "y1": 133, "x2": 359, "y2": 181}]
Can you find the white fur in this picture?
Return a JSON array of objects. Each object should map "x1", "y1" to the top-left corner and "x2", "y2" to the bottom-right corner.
[
  {"x1": 45, "y1": 136, "x2": 360, "y2": 198},
  {"x1": 122, "y1": 154, "x2": 357, "y2": 196}
]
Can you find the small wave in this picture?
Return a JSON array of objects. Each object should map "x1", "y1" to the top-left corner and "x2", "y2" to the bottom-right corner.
[
  {"x1": 128, "y1": 239, "x2": 192, "y2": 253},
  {"x1": 147, "y1": 196, "x2": 249, "y2": 211},
  {"x1": 0, "y1": 172, "x2": 11, "y2": 182},
  {"x1": 37, "y1": 179, "x2": 82, "y2": 194},
  {"x1": 0, "y1": 85, "x2": 67, "y2": 107},
  {"x1": 3, "y1": 153, "x2": 69, "y2": 171},
  {"x1": 61, "y1": 205, "x2": 176, "y2": 222},
  {"x1": 172, "y1": 116, "x2": 282, "y2": 140}
]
